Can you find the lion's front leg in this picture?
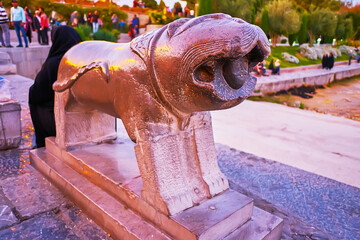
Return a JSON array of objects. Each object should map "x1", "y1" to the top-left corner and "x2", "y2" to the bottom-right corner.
[
  {"x1": 189, "y1": 111, "x2": 229, "y2": 196},
  {"x1": 122, "y1": 110, "x2": 211, "y2": 215}
]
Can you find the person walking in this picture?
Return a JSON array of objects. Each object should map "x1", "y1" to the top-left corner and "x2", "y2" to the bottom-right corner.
[
  {"x1": 111, "y1": 13, "x2": 118, "y2": 30},
  {"x1": 91, "y1": 10, "x2": 99, "y2": 33},
  {"x1": 10, "y1": 0, "x2": 28, "y2": 48},
  {"x1": 132, "y1": 15, "x2": 139, "y2": 36},
  {"x1": 33, "y1": 10, "x2": 41, "y2": 44},
  {"x1": 29, "y1": 26, "x2": 82, "y2": 148},
  {"x1": 24, "y1": 9, "x2": 32, "y2": 44},
  {"x1": 0, "y1": 0, "x2": 12, "y2": 47},
  {"x1": 39, "y1": 7, "x2": 49, "y2": 45}
]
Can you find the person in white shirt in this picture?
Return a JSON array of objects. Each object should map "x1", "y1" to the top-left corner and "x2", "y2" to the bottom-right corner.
[
  {"x1": 10, "y1": 0, "x2": 28, "y2": 48},
  {"x1": 0, "y1": 0, "x2": 12, "y2": 47}
]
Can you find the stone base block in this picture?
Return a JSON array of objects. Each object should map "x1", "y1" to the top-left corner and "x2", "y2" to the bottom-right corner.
[
  {"x1": 0, "y1": 100, "x2": 21, "y2": 150},
  {"x1": 30, "y1": 137, "x2": 283, "y2": 239},
  {"x1": 0, "y1": 64, "x2": 17, "y2": 75}
]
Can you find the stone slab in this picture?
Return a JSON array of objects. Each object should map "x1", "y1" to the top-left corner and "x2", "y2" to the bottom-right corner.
[
  {"x1": 0, "y1": 64, "x2": 17, "y2": 75},
  {"x1": 254, "y1": 63, "x2": 360, "y2": 95},
  {"x1": 172, "y1": 190, "x2": 253, "y2": 240},
  {"x1": 41, "y1": 137, "x2": 259, "y2": 240},
  {"x1": 30, "y1": 148, "x2": 171, "y2": 240},
  {"x1": 0, "y1": 100, "x2": 21, "y2": 150},
  {"x1": 0, "y1": 211, "x2": 78, "y2": 240},
  {"x1": 0, "y1": 45, "x2": 50, "y2": 79},
  {"x1": 1, "y1": 171, "x2": 66, "y2": 219},
  {"x1": 224, "y1": 207, "x2": 283, "y2": 240}
]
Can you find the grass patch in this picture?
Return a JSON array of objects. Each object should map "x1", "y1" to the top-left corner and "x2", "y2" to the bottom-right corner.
[
  {"x1": 299, "y1": 102, "x2": 305, "y2": 109},
  {"x1": 248, "y1": 96, "x2": 282, "y2": 104},
  {"x1": 266, "y1": 46, "x2": 349, "y2": 69}
]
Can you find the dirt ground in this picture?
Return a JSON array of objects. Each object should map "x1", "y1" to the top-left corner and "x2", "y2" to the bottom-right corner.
[{"x1": 253, "y1": 77, "x2": 360, "y2": 122}]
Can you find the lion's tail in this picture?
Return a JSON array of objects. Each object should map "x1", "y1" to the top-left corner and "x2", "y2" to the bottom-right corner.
[{"x1": 53, "y1": 61, "x2": 110, "y2": 92}]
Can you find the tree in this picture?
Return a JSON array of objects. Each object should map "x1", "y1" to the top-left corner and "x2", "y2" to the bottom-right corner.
[
  {"x1": 198, "y1": 0, "x2": 213, "y2": 16},
  {"x1": 213, "y1": 0, "x2": 253, "y2": 23},
  {"x1": 260, "y1": 7, "x2": 269, "y2": 35},
  {"x1": 186, "y1": 0, "x2": 196, "y2": 10},
  {"x1": 267, "y1": 0, "x2": 300, "y2": 47},
  {"x1": 308, "y1": 8, "x2": 337, "y2": 46},
  {"x1": 143, "y1": 0, "x2": 158, "y2": 9},
  {"x1": 291, "y1": 0, "x2": 343, "y2": 12},
  {"x1": 298, "y1": 13, "x2": 308, "y2": 44},
  {"x1": 159, "y1": 0, "x2": 166, "y2": 10}
]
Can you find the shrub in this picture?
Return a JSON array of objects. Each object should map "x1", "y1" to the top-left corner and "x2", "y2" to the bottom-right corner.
[
  {"x1": 94, "y1": 29, "x2": 118, "y2": 42},
  {"x1": 75, "y1": 24, "x2": 93, "y2": 41},
  {"x1": 75, "y1": 25, "x2": 120, "y2": 42}
]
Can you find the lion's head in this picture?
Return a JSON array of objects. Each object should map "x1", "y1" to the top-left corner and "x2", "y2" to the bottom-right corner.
[{"x1": 131, "y1": 14, "x2": 270, "y2": 116}]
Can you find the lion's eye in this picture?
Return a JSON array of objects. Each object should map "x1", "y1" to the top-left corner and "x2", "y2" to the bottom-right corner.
[{"x1": 194, "y1": 63, "x2": 215, "y2": 83}]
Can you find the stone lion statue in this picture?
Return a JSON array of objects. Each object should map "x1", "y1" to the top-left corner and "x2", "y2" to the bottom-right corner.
[{"x1": 52, "y1": 13, "x2": 270, "y2": 215}]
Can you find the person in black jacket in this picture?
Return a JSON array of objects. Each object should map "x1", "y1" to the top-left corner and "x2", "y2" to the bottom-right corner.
[
  {"x1": 322, "y1": 53, "x2": 329, "y2": 69},
  {"x1": 32, "y1": 10, "x2": 41, "y2": 44},
  {"x1": 328, "y1": 53, "x2": 334, "y2": 70},
  {"x1": 29, "y1": 26, "x2": 82, "y2": 148}
]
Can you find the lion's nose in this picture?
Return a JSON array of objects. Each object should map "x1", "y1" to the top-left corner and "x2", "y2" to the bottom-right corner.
[{"x1": 222, "y1": 57, "x2": 248, "y2": 90}]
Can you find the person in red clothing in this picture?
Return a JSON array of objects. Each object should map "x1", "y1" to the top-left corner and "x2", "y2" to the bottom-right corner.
[{"x1": 39, "y1": 7, "x2": 48, "y2": 45}]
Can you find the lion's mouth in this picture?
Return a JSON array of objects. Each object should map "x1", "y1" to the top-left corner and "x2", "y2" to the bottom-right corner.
[{"x1": 194, "y1": 44, "x2": 265, "y2": 91}]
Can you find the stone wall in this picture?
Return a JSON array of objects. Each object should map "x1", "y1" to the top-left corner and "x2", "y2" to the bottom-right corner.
[{"x1": 0, "y1": 46, "x2": 50, "y2": 80}]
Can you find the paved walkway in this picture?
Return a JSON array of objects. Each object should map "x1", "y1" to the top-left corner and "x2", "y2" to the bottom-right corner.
[{"x1": 211, "y1": 99, "x2": 360, "y2": 189}]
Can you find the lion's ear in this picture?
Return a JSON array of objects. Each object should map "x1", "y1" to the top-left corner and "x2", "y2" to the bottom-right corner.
[
  {"x1": 167, "y1": 18, "x2": 191, "y2": 39},
  {"x1": 130, "y1": 30, "x2": 156, "y2": 60}
]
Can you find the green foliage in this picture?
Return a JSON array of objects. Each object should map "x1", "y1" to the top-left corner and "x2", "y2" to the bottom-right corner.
[
  {"x1": 147, "y1": 10, "x2": 175, "y2": 24},
  {"x1": 74, "y1": 24, "x2": 120, "y2": 42},
  {"x1": 266, "y1": 46, "x2": 349, "y2": 68},
  {"x1": 143, "y1": 0, "x2": 158, "y2": 9},
  {"x1": 186, "y1": 0, "x2": 196, "y2": 9},
  {"x1": 288, "y1": 33, "x2": 297, "y2": 45},
  {"x1": 345, "y1": 18, "x2": 354, "y2": 39},
  {"x1": 213, "y1": 0, "x2": 253, "y2": 23},
  {"x1": 159, "y1": 0, "x2": 166, "y2": 10},
  {"x1": 260, "y1": 8, "x2": 269, "y2": 34},
  {"x1": 298, "y1": 13, "x2": 308, "y2": 44},
  {"x1": 336, "y1": 14, "x2": 347, "y2": 40},
  {"x1": 267, "y1": 0, "x2": 300, "y2": 43},
  {"x1": 291, "y1": 0, "x2": 343, "y2": 12},
  {"x1": 94, "y1": 29, "x2": 119, "y2": 42},
  {"x1": 299, "y1": 102, "x2": 305, "y2": 109},
  {"x1": 74, "y1": 24, "x2": 93, "y2": 41},
  {"x1": 17, "y1": 0, "x2": 127, "y2": 31},
  {"x1": 308, "y1": 8, "x2": 337, "y2": 39},
  {"x1": 198, "y1": 0, "x2": 213, "y2": 16}
]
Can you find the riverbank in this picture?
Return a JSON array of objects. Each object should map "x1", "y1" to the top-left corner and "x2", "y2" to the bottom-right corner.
[{"x1": 254, "y1": 61, "x2": 360, "y2": 95}]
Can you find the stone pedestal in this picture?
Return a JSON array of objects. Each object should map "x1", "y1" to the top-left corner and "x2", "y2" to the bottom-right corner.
[
  {"x1": 30, "y1": 137, "x2": 283, "y2": 239},
  {"x1": 0, "y1": 100, "x2": 21, "y2": 150}
]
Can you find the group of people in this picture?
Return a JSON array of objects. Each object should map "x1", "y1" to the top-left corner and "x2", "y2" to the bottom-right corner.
[
  {"x1": 0, "y1": 0, "x2": 49, "y2": 48},
  {"x1": 71, "y1": 10, "x2": 101, "y2": 33},
  {"x1": 254, "y1": 59, "x2": 281, "y2": 76},
  {"x1": 322, "y1": 53, "x2": 335, "y2": 70},
  {"x1": 133, "y1": 0, "x2": 146, "y2": 8},
  {"x1": 128, "y1": 15, "x2": 139, "y2": 40}
]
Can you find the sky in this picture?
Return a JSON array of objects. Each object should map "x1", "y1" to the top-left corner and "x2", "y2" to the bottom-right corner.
[{"x1": 113, "y1": 0, "x2": 360, "y2": 8}]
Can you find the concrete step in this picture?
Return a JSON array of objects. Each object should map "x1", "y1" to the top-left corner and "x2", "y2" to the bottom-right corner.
[
  {"x1": 30, "y1": 147, "x2": 171, "y2": 240},
  {"x1": 0, "y1": 64, "x2": 17, "y2": 75},
  {"x1": 224, "y1": 207, "x2": 283, "y2": 240},
  {"x1": 41, "y1": 137, "x2": 256, "y2": 240},
  {"x1": 0, "y1": 51, "x2": 16, "y2": 75}
]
